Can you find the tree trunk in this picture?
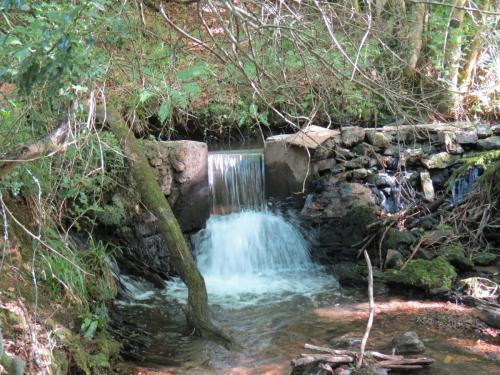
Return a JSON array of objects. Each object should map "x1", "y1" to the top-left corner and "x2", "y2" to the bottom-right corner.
[
  {"x1": 458, "y1": 33, "x2": 481, "y2": 92},
  {"x1": 458, "y1": 0, "x2": 490, "y2": 94},
  {"x1": 103, "y1": 106, "x2": 232, "y2": 346},
  {"x1": 441, "y1": 0, "x2": 467, "y2": 114},
  {"x1": 405, "y1": 2, "x2": 426, "y2": 78}
]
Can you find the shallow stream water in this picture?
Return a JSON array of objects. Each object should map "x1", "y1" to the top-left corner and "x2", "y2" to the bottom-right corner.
[{"x1": 116, "y1": 280, "x2": 500, "y2": 375}]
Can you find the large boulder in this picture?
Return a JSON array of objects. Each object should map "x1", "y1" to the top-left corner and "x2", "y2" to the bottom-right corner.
[
  {"x1": 390, "y1": 331, "x2": 426, "y2": 354},
  {"x1": 382, "y1": 228, "x2": 416, "y2": 252},
  {"x1": 302, "y1": 182, "x2": 378, "y2": 260},
  {"x1": 333, "y1": 261, "x2": 367, "y2": 287},
  {"x1": 385, "y1": 250, "x2": 404, "y2": 269},
  {"x1": 114, "y1": 214, "x2": 171, "y2": 288},
  {"x1": 477, "y1": 136, "x2": 500, "y2": 150},
  {"x1": 456, "y1": 131, "x2": 478, "y2": 145},
  {"x1": 441, "y1": 243, "x2": 473, "y2": 271},
  {"x1": 421, "y1": 152, "x2": 459, "y2": 169},
  {"x1": 264, "y1": 127, "x2": 340, "y2": 198},
  {"x1": 265, "y1": 136, "x2": 311, "y2": 198},
  {"x1": 302, "y1": 182, "x2": 376, "y2": 218},
  {"x1": 476, "y1": 123, "x2": 493, "y2": 139},
  {"x1": 366, "y1": 130, "x2": 391, "y2": 148},
  {"x1": 144, "y1": 140, "x2": 209, "y2": 232},
  {"x1": 475, "y1": 306, "x2": 500, "y2": 329}
]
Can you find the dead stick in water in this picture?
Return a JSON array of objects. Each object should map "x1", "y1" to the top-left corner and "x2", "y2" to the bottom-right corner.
[
  {"x1": 292, "y1": 354, "x2": 353, "y2": 367},
  {"x1": 304, "y1": 343, "x2": 356, "y2": 356},
  {"x1": 357, "y1": 250, "x2": 375, "y2": 368}
]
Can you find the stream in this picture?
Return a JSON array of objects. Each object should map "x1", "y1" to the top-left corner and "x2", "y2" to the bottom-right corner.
[{"x1": 115, "y1": 150, "x2": 499, "y2": 374}]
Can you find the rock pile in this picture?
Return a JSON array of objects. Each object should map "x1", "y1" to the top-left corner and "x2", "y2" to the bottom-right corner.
[{"x1": 264, "y1": 122, "x2": 499, "y2": 263}]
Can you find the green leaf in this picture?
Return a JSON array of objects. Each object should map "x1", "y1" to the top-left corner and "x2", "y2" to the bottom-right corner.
[
  {"x1": 181, "y1": 82, "x2": 200, "y2": 98},
  {"x1": 83, "y1": 320, "x2": 98, "y2": 340},
  {"x1": 177, "y1": 64, "x2": 208, "y2": 81},
  {"x1": 138, "y1": 89, "x2": 155, "y2": 104},
  {"x1": 257, "y1": 112, "x2": 269, "y2": 126},
  {"x1": 171, "y1": 91, "x2": 188, "y2": 109},
  {"x1": 14, "y1": 48, "x2": 30, "y2": 61},
  {"x1": 5, "y1": 35, "x2": 22, "y2": 46},
  {"x1": 158, "y1": 101, "x2": 172, "y2": 123}
]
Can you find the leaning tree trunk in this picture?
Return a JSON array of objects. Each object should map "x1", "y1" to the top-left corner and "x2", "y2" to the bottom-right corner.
[
  {"x1": 103, "y1": 107, "x2": 232, "y2": 346},
  {"x1": 458, "y1": 0, "x2": 490, "y2": 95}
]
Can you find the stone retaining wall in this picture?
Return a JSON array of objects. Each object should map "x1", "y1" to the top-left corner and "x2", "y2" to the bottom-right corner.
[
  {"x1": 265, "y1": 122, "x2": 500, "y2": 202},
  {"x1": 264, "y1": 122, "x2": 500, "y2": 262}
]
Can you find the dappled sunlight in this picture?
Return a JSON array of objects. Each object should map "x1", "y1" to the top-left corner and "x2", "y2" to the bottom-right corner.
[
  {"x1": 314, "y1": 300, "x2": 472, "y2": 322},
  {"x1": 448, "y1": 338, "x2": 500, "y2": 358}
]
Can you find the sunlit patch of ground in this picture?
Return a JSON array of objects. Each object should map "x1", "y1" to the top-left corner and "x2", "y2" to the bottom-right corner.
[
  {"x1": 314, "y1": 299, "x2": 473, "y2": 322},
  {"x1": 448, "y1": 338, "x2": 500, "y2": 360},
  {"x1": 117, "y1": 363, "x2": 289, "y2": 375},
  {"x1": 0, "y1": 268, "x2": 57, "y2": 375}
]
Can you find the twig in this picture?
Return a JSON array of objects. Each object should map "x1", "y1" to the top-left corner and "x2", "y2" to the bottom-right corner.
[
  {"x1": 357, "y1": 250, "x2": 375, "y2": 369},
  {"x1": 401, "y1": 236, "x2": 424, "y2": 270}
]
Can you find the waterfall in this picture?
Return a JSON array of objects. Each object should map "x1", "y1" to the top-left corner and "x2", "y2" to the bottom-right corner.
[
  {"x1": 452, "y1": 166, "x2": 480, "y2": 205},
  {"x1": 186, "y1": 149, "x2": 319, "y2": 300},
  {"x1": 208, "y1": 150, "x2": 266, "y2": 214}
]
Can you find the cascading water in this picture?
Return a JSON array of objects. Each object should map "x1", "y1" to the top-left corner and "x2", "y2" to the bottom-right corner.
[
  {"x1": 194, "y1": 150, "x2": 322, "y2": 300},
  {"x1": 452, "y1": 166, "x2": 480, "y2": 205},
  {"x1": 115, "y1": 150, "x2": 490, "y2": 375},
  {"x1": 167, "y1": 149, "x2": 332, "y2": 305},
  {"x1": 208, "y1": 150, "x2": 266, "y2": 214}
]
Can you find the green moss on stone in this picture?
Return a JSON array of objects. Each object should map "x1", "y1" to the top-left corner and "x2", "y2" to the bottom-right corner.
[
  {"x1": 473, "y1": 251, "x2": 497, "y2": 266},
  {"x1": 382, "y1": 228, "x2": 416, "y2": 251},
  {"x1": 442, "y1": 243, "x2": 473, "y2": 270},
  {"x1": 344, "y1": 204, "x2": 378, "y2": 229},
  {"x1": 385, "y1": 257, "x2": 457, "y2": 292},
  {"x1": 61, "y1": 329, "x2": 120, "y2": 375}
]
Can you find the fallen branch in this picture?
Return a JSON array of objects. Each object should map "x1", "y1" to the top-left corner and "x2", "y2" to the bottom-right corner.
[
  {"x1": 0, "y1": 122, "x2": 70, "y2": 181},
  {"x1": 292, "y1": 343, "x2": 435, "y2": 372}
]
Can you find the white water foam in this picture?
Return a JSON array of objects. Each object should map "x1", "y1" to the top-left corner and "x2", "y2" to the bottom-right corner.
[
  {"x1": 164, "y1": 150, "x2": 338, "y2": 309},
  {"x1": 165, "y1": 210, "x2": 338, "y2": 308}
]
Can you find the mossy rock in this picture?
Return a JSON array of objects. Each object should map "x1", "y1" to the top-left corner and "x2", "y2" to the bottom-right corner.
[
  {"x1": 333, "y1": 261, "x2": 367, "y2": 287},
  {"x1": 344, "y1": 204, "x2": 378, "y2": 229},
  {"x1": 382, "y1": 228, "x2": 416, "y2": 252},
  {"x1": 385, "y1": 257, "x2": 457, "y2": 293},
  {"x1": 473, "y1": 251, "x2": 497, "y2": 266},
  {"x1": 441, "y1": 243, "x2": 474, "y2": 271}
]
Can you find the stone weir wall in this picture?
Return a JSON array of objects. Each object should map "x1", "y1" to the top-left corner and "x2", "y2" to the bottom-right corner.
[
  {"x1": 264, "y1": 123, "x2": 500, "y2": 262},
  {"x1": 111, "y1": 140, "x2": 210, "y2": 288}
]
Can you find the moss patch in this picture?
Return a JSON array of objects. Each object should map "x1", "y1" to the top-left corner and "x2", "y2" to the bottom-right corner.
[
  {"x1": 473, "y1": 251, "x2": 497, "y2": 266},
  {"x1": 64, "y1": 331, "x2": 120, "y2": 375},
  {"x1": 385, "y1": 257, "x2": 457, "y2": 292},
  {"x1": 441, "y1": 243, "x2": 474, "y2": 271},
  {"x1": 343, "y1": 204, "x2": 378, "y2": 231},
  {"x1": 382, "y1": 228, "x2": 416, "y2": 251}
]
